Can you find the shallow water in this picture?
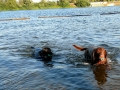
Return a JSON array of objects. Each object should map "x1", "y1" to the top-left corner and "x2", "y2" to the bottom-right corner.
[{"x1": 0, "y1": 6, "x2": 120, "y2": 90}]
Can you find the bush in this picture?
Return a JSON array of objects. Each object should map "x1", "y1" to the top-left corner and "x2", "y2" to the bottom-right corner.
[
  {"x1": 57, "y1": 0, "x2": 70, "y2": 8},
  {"x1": 4, "y1": 0, "x2": 19, "y2": 10},
  {"x1": 45, "y1": 1, "x2": 57, "y2": 7},
  {"x1": 75, "y1": 0, "x2": 90, "y2": 7}
]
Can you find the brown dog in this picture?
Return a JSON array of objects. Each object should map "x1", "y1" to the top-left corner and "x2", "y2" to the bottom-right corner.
[{"x1": 73, "y1": 44, "x2": 108, "y2": 66}]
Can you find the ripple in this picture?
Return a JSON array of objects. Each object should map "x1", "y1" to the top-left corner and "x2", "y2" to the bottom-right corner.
[{"x1": 0, "y1": 7, "x2": 120, "y2": 90}]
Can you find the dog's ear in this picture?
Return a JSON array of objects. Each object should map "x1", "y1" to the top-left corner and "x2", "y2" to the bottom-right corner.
[
  {"x1": 105, "y1": 49, "x2": 107, "y2": 58},
  {"x1": 73, "y1": 45, "x2": 86, "y2": 51},
  {"x1": 92, "y1": 49, "x2": 95, "y2": 61},
  {"x1": 92, "y1": 49, "x2": 98, "y2": 65}
]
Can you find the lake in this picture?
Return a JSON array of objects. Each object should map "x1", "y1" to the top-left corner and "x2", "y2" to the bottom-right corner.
[{"x1": 0, "y1": 6, "x2": 120, "y2": 90}]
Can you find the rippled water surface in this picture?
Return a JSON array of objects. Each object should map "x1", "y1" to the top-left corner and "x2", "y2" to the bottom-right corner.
[{"x1": 0, "y1": 7, "x2": 120, "y2": 90}]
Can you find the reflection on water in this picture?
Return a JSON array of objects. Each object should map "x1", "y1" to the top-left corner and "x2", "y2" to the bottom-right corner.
[
  {"x1": 0, "y1": 7, "x2": 120, "y2": 90},
  {"x1": 92, "y1": 65, "x2": 108, "y2": 85}
]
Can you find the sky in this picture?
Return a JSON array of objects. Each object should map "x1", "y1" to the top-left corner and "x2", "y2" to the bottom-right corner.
[{"x1": 32, "y1": 0, "x2": 41, "y2": 2}]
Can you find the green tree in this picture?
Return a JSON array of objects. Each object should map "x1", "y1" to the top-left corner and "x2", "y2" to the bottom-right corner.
[
  {"x1": 38, "y1": 0, "x2": 58, "y2": 9},
  {"x1": 17, "y1": 0, "x2": 24, "y2": 9},
  {"x1": 57, "y1": 0, "x2": 70, "y2": 8},
  {"x1": 38, "y1": 0, "x2": 45, "y2": 8},
  {"x1": 75, "y1": 0, "x2": 90, "y2": 7},
  {"x1": 0, "y1": 0, "x2": 3, "y2": 10},
  {"x1": 69, "y1": 0, "x2": 76, "y2": 3},
  {"x1": 44, "y1": 1, "x2": 57, "y2": 7},
  {"x1": 4, "y1": 0, "x2": 19, "y2": 10},
  {"x1": 22, "y1": 0, "x2": 34, "y2": 10}
]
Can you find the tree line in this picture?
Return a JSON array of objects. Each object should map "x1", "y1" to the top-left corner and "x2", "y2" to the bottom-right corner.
[
  {"x1": 0, "y1": 0, "x2": 119, "y2": 11},
  {"x1": 89, "y1": 0, "x2": 120, "y2": 1}
]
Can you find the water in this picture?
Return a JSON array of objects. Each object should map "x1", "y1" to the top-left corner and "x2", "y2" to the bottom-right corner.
[{"x1": 0, "y1": 6, "x2": 120, "y2": 90}]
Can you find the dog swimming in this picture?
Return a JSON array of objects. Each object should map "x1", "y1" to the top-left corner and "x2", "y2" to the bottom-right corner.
[{"x1": 31, "y1": 47, "x2": 53, "y2": 66}]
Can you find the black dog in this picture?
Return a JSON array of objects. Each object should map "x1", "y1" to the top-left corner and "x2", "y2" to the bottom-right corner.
[
  {"x1": 39, "y1": 47, "x2": 52, "y2": 61},
  {"x1": 32, "y1": 47, "x2": 52, "y2": 61}
]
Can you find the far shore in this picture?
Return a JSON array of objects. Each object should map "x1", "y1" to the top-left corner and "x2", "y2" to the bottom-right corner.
[
  {"x1": 90, "y1": 1, "x2": 120, "y2": 7},
  {"x1": 0, "y1": 1, "x2": 120, "y2": 12}
]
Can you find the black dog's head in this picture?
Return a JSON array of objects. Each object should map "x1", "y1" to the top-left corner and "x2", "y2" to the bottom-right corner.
[{"x1": 39, "y1": 47, "x2": 52, "y2": 61}]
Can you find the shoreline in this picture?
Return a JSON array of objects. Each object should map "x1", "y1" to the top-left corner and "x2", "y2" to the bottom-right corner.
[
  {"x1": 0, "y1": 1, "x2": 120, "y2": 12},
  {"x1": 90, "y1": 1, "x2": 120, "y2": 7}
]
